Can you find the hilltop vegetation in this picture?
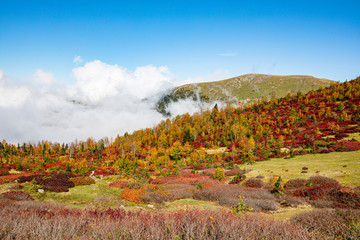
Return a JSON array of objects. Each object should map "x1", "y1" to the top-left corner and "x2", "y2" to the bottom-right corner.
[
  {"x1": 1, "y1": 76, "x2": 360, "y2": 183},
  {"x1": 156, "y1": 74, "x2": 335, "y2": 116},
  {"x1": 1, "y1": 76, "x2": 360, "y2": 239}
]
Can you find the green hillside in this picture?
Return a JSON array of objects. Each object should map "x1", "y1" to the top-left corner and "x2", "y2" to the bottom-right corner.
[{"x1": 157, "y1": 74, "x2": 336, "y2": 116}]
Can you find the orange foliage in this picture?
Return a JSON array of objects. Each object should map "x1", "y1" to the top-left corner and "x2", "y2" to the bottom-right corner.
[{"x1": 120, "y1": 189, "x2": 143, "y2": 203}]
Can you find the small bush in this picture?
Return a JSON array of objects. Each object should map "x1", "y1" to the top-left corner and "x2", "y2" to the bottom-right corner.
[
  {"x1": 307, "y1": 176, "x2": 340, "y2": 188},
  {"x1": 194, "y1": 185, "x2": 277, "y2": 211},
  {"x1": 310, "y1": 199, "x2": 334, "y2": 208},
  {"x1": 326, "y1": 187, "x2": 360, "y2": 209},
  {"x1": 70, "y1": 176, "x2": 95, "y2": 186},
  {"x1": 17, "y1": 173, "x2": 77, "y2": 192},
  {"x1": 290, "y1": 186, "x2": 328, "y2": 200},
  {"x1": 213, "y1": 168, "x2": 225, "y2": 181},
  {"x1": 224, "y1": 167, "x2": 243, "y2": 176},
  {"x1": 229, "y1": 171, "x2": 246, "y2": 184},
  {"x1": 243, "y1": 178, "x2": 264, "y2": 188},
  {"x1": 120, "y1": 189, "x2": 143, "y2": 203},
  {"x1": 141, "y1": 184, "x2": 197, "y2": 203},
  {"x1": 0, "y1": 167, "x2": 9, "y2": 176},
  {"x1": 246, "y1": 198, "x2": 279, "y2": 211},
  {"x1": 0, "y1": 191, "x2": 34, "y2": 201},
  {"x1": 8, "y1": 184, "x2": 23, "y2": 190},
  {"x1": 284, "y1": 178, "x2": 307, "y2": 189},
  {"x1": 109, "y1": 180, "x2": 130, "y2": 189},
  {"x1": 202, "y1": 168, "x2": 216, "y2": 177},
  {"x1": 127, "y1": 177, "x2": 148, "y2": 189},
  {"x1": 291, "y1": 209, "x2": 360, "y2": 239}
]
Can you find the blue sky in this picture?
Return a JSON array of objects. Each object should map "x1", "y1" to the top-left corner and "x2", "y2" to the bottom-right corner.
[
  {"x1": 1, "y1": 0, "x2": 360, "y2": 83},
  {"x1": 1, "y1": 0, "x2": 360, "y2": 143}
]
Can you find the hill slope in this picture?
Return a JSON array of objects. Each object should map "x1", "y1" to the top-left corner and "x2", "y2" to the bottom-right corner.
[{"x1": 157, "y1": 74, "x2": 335, "y2": 116}]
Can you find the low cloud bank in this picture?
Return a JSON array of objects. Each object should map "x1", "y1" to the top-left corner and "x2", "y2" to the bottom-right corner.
[{"x1": 0, "y1": 60, "x2": 219, "y2": 144}]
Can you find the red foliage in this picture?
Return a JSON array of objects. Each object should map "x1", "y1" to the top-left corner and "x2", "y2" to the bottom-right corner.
[
  {"x1": 88, "y1": 168, "x2": 116, "y2": 176},
  {"x1": 149, "y1": 173, "x2": 221, "y2": 186},
  {"x1": 0, "y1": 191, "x2": 34, "y2": 201},
  {"x1": 109, "y1": 180, "x2": 129, "y2": 188},
  {"x1": 17, "y1": 173, "x2": 77, "y2": 192},
  {"x1": 0, "y1": 167, "x2": 10, "y2": 176},
  {"x1": 290, "y1": 186, "x2": 328, "y2": 200},
  {"x1": 333, "y1": 140, "x2": 360, "y2": 152}
]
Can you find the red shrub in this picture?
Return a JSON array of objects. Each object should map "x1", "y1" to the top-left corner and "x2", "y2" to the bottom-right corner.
[
  {"x1": 109, "y1": 180, "x2": 130, "y2": 188},
  {"x1": 0, "y1": 167, "x2": 10, "y2": 176},
  {"x1": 326, "y1": 187, "x2": 360, "y2": 209},
  {"x1": 243, "y1": 178, "x2": 265, "y2": 188},
  {"x1": 333, "y1": 140, "x2": 360, "y2": 152},
  {"x1": 88, "y1": 168, "x2": 116, "y2": 176},
  {"x1": 290, "y1": 186, "x2": 328, "y2": 200},
  {"x1": 0, "y1": 191, "x2": 34, "y2": 201}
]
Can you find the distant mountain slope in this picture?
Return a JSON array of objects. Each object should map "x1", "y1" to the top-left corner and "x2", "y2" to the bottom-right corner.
[{"x1": 157, "y1": 74, "x2": 336, "y2": 116}]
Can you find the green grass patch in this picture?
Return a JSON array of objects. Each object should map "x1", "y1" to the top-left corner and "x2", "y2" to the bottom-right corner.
[
  {"x1": 161, "y1": 198, "x2": 228, "y2": 212},
  {"x1": 270, "y1": 205, "x2": 314, "y2": 219},
  {"x1": 245, "y1": 150, "x2": 360, "y2": 186},
  {"x1": 343, "y1": 132, "x2": 360, "y2": 142},
  {"x1": 28, "y1": 178, "x2": 124, "y2": 209}
]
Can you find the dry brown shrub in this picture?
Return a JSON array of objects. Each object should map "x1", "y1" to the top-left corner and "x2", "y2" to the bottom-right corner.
[
  {"x1": 246, "y1": 198, "x2": 279, "y2": 211},
  {"x1": 310, "y1": 199, "x2": 334, "y2": 208},
  {"x1": 291, "y1": 208, "x2": 360, "y2": 239},
  {"x1": 284, "y1": 178, "x2": 307, "y2": 189},
  {"x1": 201, "y1": 168, "x2": 216, "y2": 177},
  {"x1": 194, "y1": 185, "x2": 277, "y2": 211},
  {"x1": 243, "y1": 178, "x2": 265, "y2": 188},
  {"x1": 224, "y1": 167, "x2": 242, "y2": 176},
  {"x1": 0, "y1": 202, "x2": 311, "y2": 239},
  {"x1": 141, "y1": 184, "x2": 197, "y2": 203},
  {"x1": 279, "y1": 195, "x2": 306, "y2": 207},
  {"x1": 326, "y1": 187, "x2": 360, "y2": 209},
  {"x1": 8, "y1": 184, "x2": 23, "y2": 190},
  {"x1": 0, "y1": 191, "x2": 34, "y2": 201},
  {"x1": 307, "y1": 176, "x2": 341, "y2": 188}
]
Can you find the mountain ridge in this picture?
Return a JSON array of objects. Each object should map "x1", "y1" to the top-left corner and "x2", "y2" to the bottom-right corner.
[{"x1": 157, "y1": 73, "x2": 336, "y2": 116}]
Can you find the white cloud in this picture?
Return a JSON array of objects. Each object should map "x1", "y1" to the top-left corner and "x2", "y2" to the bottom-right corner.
[
  {"x1": 217, "y1": 52, "x2": 238, "y2": 57},
  {"x1": 0, "y1": 71, "x2": 30, "y2": 108},
  {"x1": 73, "y1": 55, "x2": 83, "y2": 64},
  {"x1": 0, "y1": 69, "x2": 4, "y2": 81},
  {"x1": 71, "y1": 60, "x2": 174, "y2": 102},
  {"x1": 0, "y1": 61, "x2": 222, "y2": 144},
  {"x1": 34, "y1": 69, "x2": 56, "y2": 85}
]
